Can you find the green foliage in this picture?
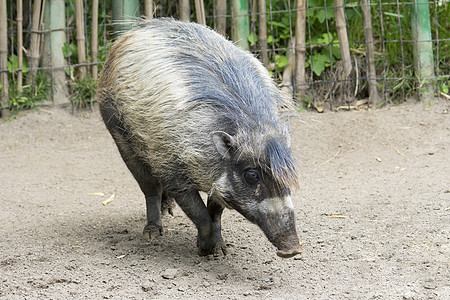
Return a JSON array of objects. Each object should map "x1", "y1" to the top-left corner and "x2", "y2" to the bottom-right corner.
[
  {"x1": 70, "y1": 77, "x2": 98, "y2": 109},
  {"x1": 248, "y1": 32, "x2": 258, "y2": 47},
  {"x1": 8, "y1": 70, "x2": 50, "y2": 112},
  {"x1": 253, "y1": 0, "x2": 344, "y2": 76},
  {"x1": 7, "y1": 55, "x2": 28, "y2": 74},
  {"x1": 62, "y1": 42, "x2": 78, "y2": 79}
]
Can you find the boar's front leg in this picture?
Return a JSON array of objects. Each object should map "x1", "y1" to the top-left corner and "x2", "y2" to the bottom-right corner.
[
  {"x1": 174, "y1": 190, "x2": 226, "y2": 256},
  {"x1": 207, "y1": 197, "x2": 228, "y2": 255}
]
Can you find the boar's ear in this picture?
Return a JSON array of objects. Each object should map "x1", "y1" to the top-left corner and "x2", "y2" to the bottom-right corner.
[{"x1": 212, "y1": 131, "x2": 235, "y2": 159}]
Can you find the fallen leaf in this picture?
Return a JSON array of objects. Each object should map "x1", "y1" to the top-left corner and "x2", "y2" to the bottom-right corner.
[
  {"x1": 314, "y1": 104, "x2": 324, "y2": 113},
  {"x1": 356, "y1": 99, "x2": 368, "y2": 107},
  {"x1": 89, "y1": 192, "x2": 105, "y2": 196},
  {"x1": 393, "y1": 147, "x2": 404, "y2": 156},
  {"x1": 102, "y1": 193, "x2": 115, "y2": 206},
  {"x1": 330, "y1": 215, "x2": 350, "y2": 219}
]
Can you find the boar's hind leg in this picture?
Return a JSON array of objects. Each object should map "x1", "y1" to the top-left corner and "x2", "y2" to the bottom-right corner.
[
  {"x1": 174, "y1": 191, "x2": 226, "y2": 256},
  {"x1": 115, "y1": 143, "x2": 164, "y2": 240},
  {"x1": 100, "y1": 104, "x2": 164, "y2": 240}
]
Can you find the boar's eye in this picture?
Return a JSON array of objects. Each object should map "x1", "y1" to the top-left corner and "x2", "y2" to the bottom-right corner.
[{"x1": 244, "y1": 169, "x2": 260, "y2": 185}]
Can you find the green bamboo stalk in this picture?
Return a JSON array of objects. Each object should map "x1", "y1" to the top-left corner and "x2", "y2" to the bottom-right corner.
[
  {"x1": 0, "y1": 0, "x2": 8, "y2": 117},
  {"x1": 232, "y1": 0, "x2": 250, "y2": 50},
  {"x1": 410, "y1": 0, "x2": 435, "y2": 101},
  {"x1": 112, "y1": 0, "x2": 140, "y2": 34},
  {"x1": 43, "y1": 0, "x2": 69, "y2": 105}
]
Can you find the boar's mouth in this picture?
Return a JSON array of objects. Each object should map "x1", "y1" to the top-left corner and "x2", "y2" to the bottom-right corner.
[{"x1": 271, "y1": 227, "x2": 303, "y2": 258}]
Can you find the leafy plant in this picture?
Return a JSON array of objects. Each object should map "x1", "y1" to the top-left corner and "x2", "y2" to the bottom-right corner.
[
  {"x1": 8, "y1": 70, "x2": 50, "y2": 112},
  {"x1": 62, "y1": 42, "x2": 78, "y2": 79},
  {"x1": 7, "y1": 54, "x2": 28, "y2": 74},
  {"x1": 70, "y1": 76, "x2": 98, "y2": 109}
]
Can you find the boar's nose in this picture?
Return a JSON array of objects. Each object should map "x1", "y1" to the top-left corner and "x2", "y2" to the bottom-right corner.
[
  {"x1": 274, "y1": 229, "x2": 302, "y2": 258},
  {"x1": 255, "y1": 197, "x2": 302, "y2": 258},
  {"x1": 276, "y1": 245, "x2": 302, "y2": 258}
]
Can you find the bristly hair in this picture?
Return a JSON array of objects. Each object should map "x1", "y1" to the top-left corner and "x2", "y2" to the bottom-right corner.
[{"x1": 265, "y1": 138, "x2": 299, "y2": 189}]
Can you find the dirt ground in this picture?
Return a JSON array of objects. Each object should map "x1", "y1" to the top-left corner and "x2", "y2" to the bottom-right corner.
[{"x1": 0, "y1": 99, "x2": 449, "y2": 299}]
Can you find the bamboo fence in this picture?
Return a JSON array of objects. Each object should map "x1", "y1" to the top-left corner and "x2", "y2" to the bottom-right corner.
[{"x1": 0, "y1": 0, "x2": 449, "y2": 117}]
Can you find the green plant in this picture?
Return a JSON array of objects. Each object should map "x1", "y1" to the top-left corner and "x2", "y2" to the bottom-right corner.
[
  {"x1": 7, "y1": 54, "x2": 28, "y2": 74},
  {"x1": 70, "y1": 76, "x2": 98, "y2": 109},
  {"x1": 256, "y1": 0, "x2": 344, "y2": 76},
  {"x1": 62, "y1": 42, "x2": 78, "y2": 79},
  {"x1": 8, "y1": 70, "x2": 50, "y2": 112}
]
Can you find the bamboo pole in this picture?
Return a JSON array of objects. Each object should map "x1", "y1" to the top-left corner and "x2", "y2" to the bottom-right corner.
[
  {"x1": 410, "y1": 0, "x2": 435, "y2": 101},
  {"x1": 43, "y1": 0, "x2": 69, "y2": 105},
  {"x1": 112, "y1": 0, "x2": 140, "y2": 34},
  {"x1": 179, "y1": 0, "x2": 190, "y2": 21},
  {"x1": 194, "y1": 0, "x2": 206, "y2": 25},
  {"x1": 232, "y1": 0, "x2": 250, "y2": 50},
  {"x1": 0, "y1": 0, "x2": 8, "y2": 117},
  {"x1": 145, "y1": 0, "x2": 153, "y2": 19},
  {"x1": 361, "y1": 0, "x2": 380, "y2": 107},
  {"x1": 294, "y1": 0, "x2": 306, "y2": 95},
  {"x1": 258, "y1": 0, "x2": 268, "y2": 68},
  {"x1": 28, "y1": 0, "x2": 44, "y2": 82},
  {"x1": 17, "y1": 0, "x2": 23, "y2": 93},
  {"x1": 215, "y1": 0, "x2": 226, "y2": 36},
  {"x1": 92, "y1": 0, "x2": 99, "y2": 80},
  {"x1": 75, "y1": 0, "x2": 86, "y2": 78},
  {"x1": 334, "y1": 0, "x2": 352, "y2": 77}
]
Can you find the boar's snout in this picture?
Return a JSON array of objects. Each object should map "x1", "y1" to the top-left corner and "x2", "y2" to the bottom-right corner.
[
  {"x1": 254, "y1": 196, "x2": 302, "y2": 258},
  {"x1": 275, "y1": 232, "x2": 302, "y2": 258}
]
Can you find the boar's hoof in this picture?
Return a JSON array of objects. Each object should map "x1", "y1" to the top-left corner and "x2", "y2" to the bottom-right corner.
[
  {"x1": 276, "y1": 246, "x2": 302, "y2": 258},
  {"x1": 143, "y1": 224, "x2": 163, "y2": 240},
  {"x1": 161, "y1": 198, "x2": 176, "y2": 216},
  {"x1": 198, "y1": 241, "x2": 228, "y2": 257}
]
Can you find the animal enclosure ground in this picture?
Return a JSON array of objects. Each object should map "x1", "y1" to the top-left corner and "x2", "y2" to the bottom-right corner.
[{"x1": 1, "y1": 100, "x2": 449, "y2": 299}]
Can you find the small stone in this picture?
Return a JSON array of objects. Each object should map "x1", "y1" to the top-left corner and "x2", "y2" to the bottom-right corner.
[
  {"x1": 402, "y1": 290, "x2": 416, "y2": 300},
  {"x1": 141, "y1": 285, "x2": 152, "y2": 292},
  {"x1": 162, "y1": 268, "x2": 178, "y2": 279},
  {"x1": 258, "y1": 284, "x2": 271, "y2": 290},
  {"x1": 202, "y1": 281, "x2": 211, "y2": 287},
  {"x1": 217, "y1": 274, "x2": 228, "y2": 280}
]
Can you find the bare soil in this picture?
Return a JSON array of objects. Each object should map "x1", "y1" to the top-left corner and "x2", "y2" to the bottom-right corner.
[{"x1": 1, "y1": 100, "x2": 449, "y2": 299}]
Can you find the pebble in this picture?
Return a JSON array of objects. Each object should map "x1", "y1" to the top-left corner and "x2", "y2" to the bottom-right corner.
[
  {"x1": 402, "y1": 290, "x2": 416, "y2": 300},
  {"x1": 161, "y1": 268, "x2": 178, "y2": 280}
]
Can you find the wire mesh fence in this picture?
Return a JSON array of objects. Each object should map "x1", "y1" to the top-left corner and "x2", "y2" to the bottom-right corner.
[{"x1": 1, "y1": 0, "x2": 449, "y2": 117}]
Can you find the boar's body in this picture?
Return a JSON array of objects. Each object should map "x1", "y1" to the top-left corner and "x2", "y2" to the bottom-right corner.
[{"x1": 97, "y1": 18, "x2": 302, "y2": 258}]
